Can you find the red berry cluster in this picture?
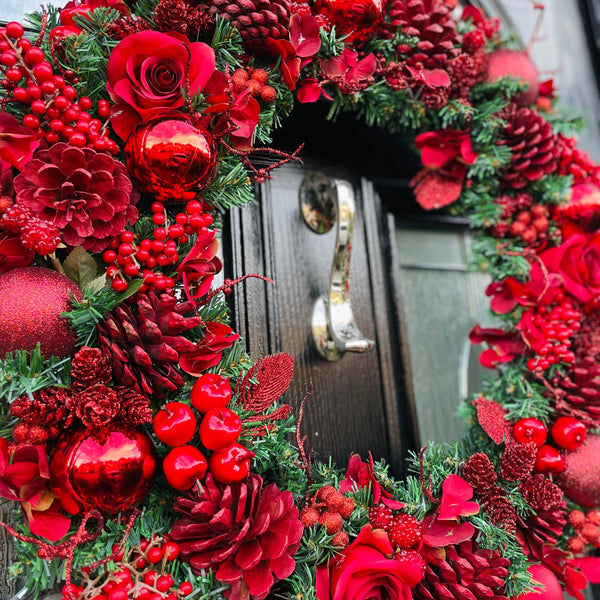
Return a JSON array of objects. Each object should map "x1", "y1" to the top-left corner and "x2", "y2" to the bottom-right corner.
[
  {"x1": 524, "y1": 299, "x2": 581, "y2": 372},
  {"x1": 0, "y1": 200, "x2": 61, "y2": 255},
  {"x1": 557, "y1": 134, "x2": 600, "y2": 184},
  {"x1": 491, "y1": 193, "x2": 551, "y2": 246},
  {"x1": 513, "y1": 415, "x2": 587, "y2": 475},
  {"x1": 153, "y1": 374, "x2": 254, "y2": 491},
  {"x1": 103, "y1": 200, "x2": 213, "y2": 293},
  {"x1": 231, "y1": 68, "x2": 277, "y2": 104},
  {"x1": 462, "y1": 15, "x2": 500, "y2": 54},
  {"x1": 368, "y1": 504, "x2": 423, "y2": 550},
  {"x1": 62, "y1": 536, "x2": 193, "y2": 600},
  {"x1": 300, "y1": 485, "x2": 354, "y2": 548},
  {"x1": 0, "y1": 21, "x2": 117, "y2": 152},
  {"x1": 567, "y1": 509, "x2": 600, "y2": 553}
]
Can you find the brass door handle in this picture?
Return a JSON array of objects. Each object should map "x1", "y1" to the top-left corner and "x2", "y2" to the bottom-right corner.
[{"x1": 300, "y1": 172, "x2": 376, "y2": 362}]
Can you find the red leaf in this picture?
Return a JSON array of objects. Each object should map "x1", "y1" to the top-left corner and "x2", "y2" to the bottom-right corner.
[
  {"x1": 238, "y1": 353, "x2": 295, "y2": 413},
  {"x1": 474, "y1": 397, "x2": 510, "y2": 444}
]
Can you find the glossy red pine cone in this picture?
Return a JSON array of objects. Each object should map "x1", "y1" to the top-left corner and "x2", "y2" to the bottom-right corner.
[{"x1": 171, "y1": 472, "x2": 303, "y2": 599}]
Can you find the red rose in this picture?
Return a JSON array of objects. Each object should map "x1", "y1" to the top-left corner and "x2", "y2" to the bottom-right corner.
[
  {"x1": 541, "y1": 232, "x2": 600, "y2": 303},
  {"x1": 106, "y1": 31, "x2": 215, "y2": 139},
  {"x1": 315, "y1": 526, "x2": 423, "y2": 600}
]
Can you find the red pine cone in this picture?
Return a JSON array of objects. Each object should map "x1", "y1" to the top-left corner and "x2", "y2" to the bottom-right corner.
[
  {"x1": 13, "y1": 143, "x2": 139, "y2": 252},
  {"x1": 481, "y1": 489, "x2": 517, "y2": 532},
  {"x1": 500, "y1": 442, "x2": 537, "y2": 481},
  {"x1": 70, "y1": 346, "x2": 112, "y2": 393},
  {"x1": 70, "y1": 384, "x2": 119, "y2": 427},
  {"x1": 114, "y1": 387, "x2": 153, "y2": 425},
  {"x1": 414, "y1": 540, "x2": 510, "y2": 600},
  {"x1": 10, "y1": 387, "x2": 73, "y2": 439},
  {"x1": 519, "y1": 474, "x2": 564, "y2": 512},
  {"x1": 499, "y1": 104, "x2": 560, "y2": 189},
  {"x1": 195, "y1": 0, "x2": 292, "y2": 56},
  {"x1": 386, "y1": 0, "x2": 462, "y2": 69},
  {"x1": 516, "y1": 501, "x2": 567, "y2": 561},
  {"x1": 98, "y1": 291, "x2": 201, "y2": 399},
  {"x1": 462, "y1": 452, "x2": 498, "y2": 494},
  {"x1": 172, "y1": 473, "x2": 303, "y2": 600}
]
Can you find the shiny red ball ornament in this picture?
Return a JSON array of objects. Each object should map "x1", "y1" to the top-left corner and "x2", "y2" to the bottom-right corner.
[
  {"x1": 124, "y1": 112, "x2": 218, "y2": 201},
  {"x1": 515, "y1": 563, "x2": 563, "y2": 600},
  {"x1": 513, "y1": 418, "x2": 547, "y2": 447},
  {"x1": 0, "y1": 267, "x2": 82, "y2": 359},
  {"x1": 551, "y1": 416, "x2": 586, "y2": 451},
  {"x1": 50, "y1": 424, "x2": 156, "y2": 515},
  {"x1": 556, "y1": 434, "x2": 600, "y2": 508},
  {"x1": 486, "y1": 49, "x2": 539, "y2": 107},
  {"x1": 313, "y1": 0, "x2": 384, "y2": 45},
  {"x1": 534, "y1": 444, "x2": 564, "y2": 474}
]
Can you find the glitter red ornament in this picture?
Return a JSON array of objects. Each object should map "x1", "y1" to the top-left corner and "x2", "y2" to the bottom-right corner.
[
  {"x1": 486, "y1": 49, "x2": 539, "y2": 107},
  {"x1": 515, "y1": 563, "x2": 563, "y2": 600},
  {"x1": 124, "y1": 112, "x2": 218, "y2": 201},
  {"x1": 556, "y1": 434, "x2": 600, "y2": 508},
  {"x1": 312, "y1": 0, "x2": 384, "y2": 45},
  {"x1": 0, "y1": 267, "x2": 82, "y2": 359},
  {"x1": 50, "y1": 423, "x2": 156, "y2": 515}
]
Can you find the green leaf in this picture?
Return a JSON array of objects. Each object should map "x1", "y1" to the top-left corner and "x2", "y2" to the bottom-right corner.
[{"x1": 63, "y1": 246, "x2": 101, "y2": 289}]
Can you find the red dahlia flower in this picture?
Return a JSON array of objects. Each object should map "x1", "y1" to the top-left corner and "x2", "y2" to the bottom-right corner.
[
  {"x1": 13, "y1": 143, "x2": 138, "y2": 252},
  {"x1": 172, "y1": 473, "x2": 303, "y2": 600}
]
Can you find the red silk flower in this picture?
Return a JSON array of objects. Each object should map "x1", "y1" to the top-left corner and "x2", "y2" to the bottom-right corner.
[
  {"x1": 106, "y1": 31, "x2": 215, "y2": 139},
  {"x1": 0, "y1": 113, "x2": 42, "y2": 171},
  {"x1": 316, "y1": 525, "x2": 423, "y2": 600},
  {"x1": 179, "y1": 321, "x2": 240, "y2": 375},
  {"x1": 469, "y1": 325, "x2": 527, "y2": 368}
]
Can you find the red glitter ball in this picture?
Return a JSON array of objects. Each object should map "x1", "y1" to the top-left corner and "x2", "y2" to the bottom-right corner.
[
  {"x1": 556, "y1": 434, "x2": 600, "y2": 508},
  {"x1": 0, "y1": 267, "x2": 82, "y2": 359},
  {"x1": 486, "y1": 49, "x2": 539, "y2": 107},
  {"x1": 312, "y1": 0, "x2": 384, "y2": 45}
]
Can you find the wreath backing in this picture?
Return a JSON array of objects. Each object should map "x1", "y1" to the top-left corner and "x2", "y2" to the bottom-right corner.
[{"x1": 0, "y1": 1, "x2": 599, "y2": 600}]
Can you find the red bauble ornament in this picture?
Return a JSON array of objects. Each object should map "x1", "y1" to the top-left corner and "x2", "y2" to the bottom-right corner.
[
  {"x1": 486, "y1": 49, "x2": 539, "y2": 107},
  {"x1": 313, "y1": 0, "x2": 384, "y2": 45},
  {"x1": 0, "y1": 267, "x2": 82, "y2": 359},
  {"x1": 515, "y1": 563, "x2": 563, "y2": 600},
  {"x1": 50, "y1": 424, "x2": 156, "y2": 514},
  {"x1": 124, "y1": 112, "x2": 217, "y2": 201},
  {"x1": 556, "y1": 434, "x2": 600, "y2": 508},
  {"x1": 190, "y1": 373, "x2": 232, "y2": 414}
]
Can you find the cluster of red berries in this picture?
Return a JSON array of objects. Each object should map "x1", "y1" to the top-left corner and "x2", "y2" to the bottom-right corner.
[
  {"x1": 557, "y1": 134, "x2": 600, "y2": 184},
  {"x1": 103, "y1": 200, "x2": 213, "y2": 293},
  {"x1": 153, "y1": 374, "x2": 254, "y2": 491},
  {"x1": 491, "y1": 193, "x2": 551, "y2": 245},
  {"x1": 61, "y1": 535, "x2": 193, "y2": 600},
  {"x1": 368, "y1": 504, "x2": 423, "y2": 550},
  {"x1": 524, "y1": 299, "x2": 581, "y2": 372},
  {"x1": 0, "y1": 21, "x2": 117, "y2": 153},
  {"x1": 300, "y1": 485, "x2": 355, "y2": 548},
  {"x1": 0, "y1": 198, "x2": 61, "y2": 255},
  {"x1": 462, "y1": 16, "x2": 501, "y2": 54},
  {"x1": 568, "y1": 509, "x2": 600, "y2": 553},
  {"x1": 231, "y1": 68, "x2": 277, "y2": 104},
  {"x1": 512, "y1": 416, "x2": 587, "y2": 475}
]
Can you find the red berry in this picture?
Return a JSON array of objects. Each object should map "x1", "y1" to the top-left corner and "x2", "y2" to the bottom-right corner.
[
  {"x1": 331, "y1": 530, "x2": 349, "y2": 547},
  {"x1": 5, "y1": 21, "x2": 25, "y2": 39},
  {"x1": 23, "y1": 114, "x2": 40, "y2": 129},
  {"x1": 535, "y1": 444, "x2": 565, "y2": 474},
  {"x1": 513, "y1": 418, "x2": 547, "y2": 447},
  {"x1": 388, "y1": 513, "x2": 423, "y2": 549},
  {"x1": 300, "y1": 506, "x2": 320, "y2": 527},
  {"x1": 103, "y1": 250, "x2": 117, "y2": 264},
  {"x1": 163, "y1": 445, "x2": 207, "y2": 491},
  {"x1": 208, "y1": 443, "x2": 254, "y2": 484},
  {"x1": 153, "y1": 402, "x2": 197, "y2": 447},
  {"x1": 191, "y1": 373, "x2": 233, "y2": 414},
  {"x1": 199, "y1": 407, "x2": 242, "y2": 450},
  {"x1": 318, "y1": 510, "x2": 343, "y2": 534},
  {"x1": 143, "y1": 570, "x2": 158, "y2": 586},
  {"x1": 33, "y1": 61, "x2": 54, "y2": 82},
  {"x1": 146, "y1": 546, "x2": 163, "y2": 563},
  {"x1": 162, "y1": 540, "x2": 180, "y2": 561},
  {"x1": 111, "y1": 278, "x2": 128, "y2": 292},
  {"x1": 550, "y1": 417, "x2": 586, "y2": 451},
  {"x1": 156, "y1": 574, "x2": 174, "y2": 592},
  {"x1": 179, "y1": 581, "x2": 193, "y2": 595}
]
